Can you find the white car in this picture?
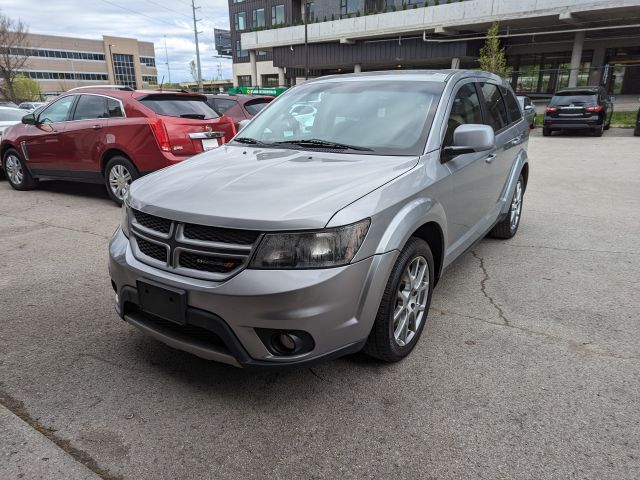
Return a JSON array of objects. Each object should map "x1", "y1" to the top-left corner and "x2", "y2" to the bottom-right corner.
[
  {"x1": 0, "y1": 107, "x2": 26, "y2": 138},
  {"x1": 18, "y1": 101, "x2": 47, "y2": 112}
]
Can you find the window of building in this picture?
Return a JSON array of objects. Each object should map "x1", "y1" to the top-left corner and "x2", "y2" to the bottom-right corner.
[
  {"x1": 480, "y1": 83, "x2": 509, "y2": 132},
  {"x1": 112, "y1": 53, "x2": 137, "y2": 89},
  {"x1": 237, "y1": 75, "x2": 252, "y2": 87},
  {"x1": 140, "y1": 56, "x2": 156, "y2": 67},
  {"x1": 142, "y1": 75, "x2": 158, "y2": 85},
  {"x1": 73, "y1": 95, "x2": 109, "y2": 120},
  {"x1": 234, "y1": 11, "x2": 247, "y2": 31},
  {"x1": 23, "y1": 71, "x2": 109, "y2": 81},
  {"x1": 235, "y1": 40, "x2": 248, "y2": 58},
  {"x1": 9, "y1": 47, "x2": 105, "y2": 61},
  {"x1": 340, "y1": 0, "x2": 358, "y2": 17},
  {"x1": 271, "y1": 5, "x2": 285, "y2": 25},
  {"x1": 253, "y1": 8, "x2": 265, "y2": 28},
  {"x1": 261, "y1": 74, "x2": 279, "y2": 87},
  {"x1": 444, "y1": 83, "x2": 482, "y2": 146},
  {"x1": 306, "y1": 2, "x2": 316, "y2": 21},
  {"x1": 257, "y1": 50, "x2": 267, "y2": 56}
]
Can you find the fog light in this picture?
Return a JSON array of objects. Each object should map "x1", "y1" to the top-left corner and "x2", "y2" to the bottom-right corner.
[
  {"x1": 278, "y1": 333, "x2": 297, "y2": 351},
  {"x1": 255, "y1": 328, "x2": 315, "y2": 356}
]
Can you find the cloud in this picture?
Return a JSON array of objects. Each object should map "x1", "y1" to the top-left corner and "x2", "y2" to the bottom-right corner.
[{"x1": 1, "y1": 0, "x2": 233, "y2": 82}]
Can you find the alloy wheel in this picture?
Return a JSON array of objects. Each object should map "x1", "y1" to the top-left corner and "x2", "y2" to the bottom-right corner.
[
  {"x1": 510, "y1": 179, "x2": 523, "y2": 231},
  {"x1": 108, "y1": 164, "x2": 132, "y2": 200},
  {"x1": 393, "y1": 256, "x2": 429, "y2": 347},
  {"x1": 5, "y1": 154, "x2": 24, "y2": 186}
]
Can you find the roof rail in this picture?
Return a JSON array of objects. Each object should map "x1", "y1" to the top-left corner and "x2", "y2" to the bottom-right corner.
[{"x1": 68, "y1": 85, "x2": 135, "y2": 92}]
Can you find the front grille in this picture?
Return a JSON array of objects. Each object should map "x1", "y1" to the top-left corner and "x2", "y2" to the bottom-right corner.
[
  {"x1": 183, "y1": 223, "x2": 259, "y2": 245},
  {"x1": 129, "y1": 210, "x2": 262, "y2": 280},
  {"x1": 136, "y1": 237, "x2": 167, "y2": 263},
  {"x1": 178, "y1": 251, "x2": 242, "y2": 273},
  {"x1": 133, "y1": 209, "x2": 172, "y2": 234}
]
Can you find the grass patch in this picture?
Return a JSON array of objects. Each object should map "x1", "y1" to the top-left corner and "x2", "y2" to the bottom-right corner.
[{"x1": 534, "y1": 110, "x2": 637, "y2": 128}]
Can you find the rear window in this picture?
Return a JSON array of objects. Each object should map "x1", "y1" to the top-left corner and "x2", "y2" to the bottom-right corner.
[
  {"x1": 139, "y1": 95, "x2": 219, "y2": 119},
  {"x1": 0, "y1": 108, "x2": 27, "y2": 122},
  {"x1": 244, "y1": 99, "x2": 271, "y2": 116},
  {"x1": 550, "y1": 93, "x2": 597, "y2": 106}
]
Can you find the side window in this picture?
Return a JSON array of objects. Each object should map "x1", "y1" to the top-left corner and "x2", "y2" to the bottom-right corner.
[
  {"x1": 501, "y1": 87, "x2": 522, "y2": 123},
  {"x1": 211, "y1": 99, "x2": 237, "y2": 115},
  {"x1": 480, "y1": 83, "x2": 509, "y2": 132},
  {"x1": 73, "y1": 95, "x2": 108, "y2": 120},
  {"x1": 444, "y1": 83, "x2": 482, "y2": 146},
  {"x1": 107, "y1": 98, "x2": 124, "y2": 118},
  {"x1": 38, "y1": 96, "x2": 75, "y2": 123}
]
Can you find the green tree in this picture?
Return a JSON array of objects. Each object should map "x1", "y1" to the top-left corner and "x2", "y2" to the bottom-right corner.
[
  {"x1": 13, "y1": 73, "x2": 40, "y2": 101},
  {"x1": 0, "y1": 12, "x2": 31, "y2": 102},
  {"x1": 478, "y1": 22, "x2": 507, "y2": 76}
]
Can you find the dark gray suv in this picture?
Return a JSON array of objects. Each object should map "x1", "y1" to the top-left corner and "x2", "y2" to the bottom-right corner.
[{"x1": 109, "y1": 70, "x2": 529, "y2": 367}]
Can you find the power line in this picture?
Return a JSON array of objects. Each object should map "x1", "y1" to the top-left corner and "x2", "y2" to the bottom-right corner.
[
  {"x1": 99, "y1": 0, "x2": 189, "y2": 29},
  {"x1": 142, "y1": 0, "x2": 192, "y2": 20}
]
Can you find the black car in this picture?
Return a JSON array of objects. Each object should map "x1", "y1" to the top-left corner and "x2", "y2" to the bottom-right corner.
[
  {"x1": 634, "y1": 103, "x2": 640, "y2": 137},
  {"x1": 543, "y1": 86, "x2": 613, "y2": 137}
]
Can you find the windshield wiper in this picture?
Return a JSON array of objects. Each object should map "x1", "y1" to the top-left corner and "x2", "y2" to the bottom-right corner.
[
  {"x1": 180, "y1": 113, "x2": 206, "y2": 119},
  {"x1": 273, "y1": 139, "x2": 373, "y2": 151},
  {"x1": 233, "y1": 137, "x2": 270, "y2": 146}
]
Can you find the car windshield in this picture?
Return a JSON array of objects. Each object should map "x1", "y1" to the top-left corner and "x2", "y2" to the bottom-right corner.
[
  {"x1": 236, "y1": 80, "x2": 443, "y2": 155},
  {"x1": 550, "y1": 94, "x2": 597, "y2": 106},
  {"x1": 0, "y1": 109, "x2": 27, "y2": 122},
  {"x1": 139, "y1": 95, "x2": 219, "y2": 119}
]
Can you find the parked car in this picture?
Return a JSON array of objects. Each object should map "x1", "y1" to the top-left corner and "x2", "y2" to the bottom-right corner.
[
  {"x1": 109, "y1": 70, "x2": 529, "y2": 368},
  {"x1": 634, "y1": 99, "x2": 640, "y2": 137},
  {"x1": 1, "y1": 86, "x2": 236, "y2": 204},
  {"x1": 0, "y1": 107, "x2": 26, "y2": 139},
  {"x1": 543, "y1": 86, "x2": 613, "y2": 137},
  {"x1": 0, "y1": 101, "x2": 19, "y2": 108},
  {"x1": 205, "y1": 94, "x2": 273, "y2": 129},
  {"x1": 517, "y1": 95, "x2": 536, "y2": 128},
  {"x1": 18, "y1": 101, "x2": 47, "y2": 111}
]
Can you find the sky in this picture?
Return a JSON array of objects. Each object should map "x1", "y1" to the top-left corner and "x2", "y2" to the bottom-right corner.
[{"x1": 1, "y1": 0, "x2": 232, "y2": 83}]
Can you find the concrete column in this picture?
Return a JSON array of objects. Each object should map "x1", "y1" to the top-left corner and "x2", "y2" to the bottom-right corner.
[
  {"x1": 249, "y1": 50, "x2": 258, "y2": 87},
  {"x1": 589, "y1": 46, "x2": 606, "y2": 86},
  {"x1": 450, "y1": 57, "x2": 460, "y2": 69},
  {"x1": 278, "y1": 67, "x2": 285, "y2": 87},
  {"x1": 354, "y1": 63, "x2": 362, "y2": 73},
  {"x1": 568, "y1": 31, "x2": 585, "y2": 88}
]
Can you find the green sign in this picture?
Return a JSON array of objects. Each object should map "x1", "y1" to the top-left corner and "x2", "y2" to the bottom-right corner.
[{"x1": 227, "y1": 86, "x2": 288, "y2": 96}]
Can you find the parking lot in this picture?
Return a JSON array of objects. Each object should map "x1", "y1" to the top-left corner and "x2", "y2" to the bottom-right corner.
[{"x1": 1, "y1": 129, "x2": 639, "y2": 479}]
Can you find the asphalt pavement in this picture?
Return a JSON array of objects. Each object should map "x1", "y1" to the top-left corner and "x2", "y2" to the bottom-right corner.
[{"x1": 1, "y1": 128, "x2": 639, "y2": 480}]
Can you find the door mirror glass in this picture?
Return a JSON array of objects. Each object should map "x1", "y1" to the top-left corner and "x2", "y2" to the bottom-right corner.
[
  {"x1": 21, "y1": 113, "x2": 36, "y2": 125},
  {"x1": 524, "y1": 105, "x2": 534, "y2": 110},
  {"x1": 443, "y1": 124, "x2": 495, "y2": 157}
]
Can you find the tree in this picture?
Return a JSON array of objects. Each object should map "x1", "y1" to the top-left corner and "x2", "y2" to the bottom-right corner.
[
  {"x1": 189, "y1": 59, "x2": 198, "y2": 83},
  {"x1": 478, "y1": 22, "x2": 507, "y2": 76},
  {"x1": 13, "y1": 73, "x2": 40, "y2": 101},
  {"x1": 0, "y1": 12, "x2": 31, "y2": 102}
]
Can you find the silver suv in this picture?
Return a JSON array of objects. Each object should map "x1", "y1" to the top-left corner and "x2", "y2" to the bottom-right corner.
[{"x1": 108, "y1": 70, "x2": 529, "y2": 367}]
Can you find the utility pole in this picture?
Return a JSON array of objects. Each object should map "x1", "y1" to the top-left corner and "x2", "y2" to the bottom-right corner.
[
  {"x1": 164, "y1": 35, "x2": 171, "y2": 86},
  {"x1": 191, "y1": 0, "x2": 203, "y2": 92}
]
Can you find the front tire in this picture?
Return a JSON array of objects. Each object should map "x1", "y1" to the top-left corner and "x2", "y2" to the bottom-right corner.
[
  {"x1": 363, "y1": 238, "x2": 434, "y2": 362},
  {"x1": 542, "y1": 127, "x2": 551, "y2": 137},
  {"x1": 490, "y1": 174, "x2": 524, "y2": 239},
  {"x1": 3, "y1": 148, "x2": 38, "y2": 191},
  {"x1": 104, "y1": 156, "x2": 139, "y2": 206}
]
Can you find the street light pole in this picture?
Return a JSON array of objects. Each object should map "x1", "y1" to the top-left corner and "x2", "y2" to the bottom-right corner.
[{"x1": 191, "y1": 0, "x2": 204, "y2": 93}]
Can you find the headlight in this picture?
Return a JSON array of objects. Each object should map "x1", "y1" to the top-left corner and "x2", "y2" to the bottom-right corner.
[
  {"x1": 120, "y1": 197, "x2": 131, "y2": 238},
  {"x1": 249, "y1": 219, "x2": 370, "y2": 269}
]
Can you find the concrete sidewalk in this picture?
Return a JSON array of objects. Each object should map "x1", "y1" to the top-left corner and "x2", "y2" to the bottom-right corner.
[{"x1": 0, "y1": 405, "x2": 101, "y2": 480}]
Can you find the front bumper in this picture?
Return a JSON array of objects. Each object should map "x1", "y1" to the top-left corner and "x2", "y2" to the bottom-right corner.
[{"x1": 108, "y1": 227, "x2": 397, "y2": 367}]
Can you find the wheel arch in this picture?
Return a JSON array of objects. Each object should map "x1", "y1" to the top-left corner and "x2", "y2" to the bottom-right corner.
[
  {"x1": 100, "y1": 148, "x2": 133, "y2": 177},
  {"x1": 410, "y1": 221, "x2": 445, "y2": 285}
]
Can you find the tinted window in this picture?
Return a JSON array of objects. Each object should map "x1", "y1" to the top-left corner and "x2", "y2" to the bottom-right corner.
[
  {"x1": 502, "y1": 87, "x2": 522, "y2": 123},
  {"x1": 549, "y1": 94, "x2": 597, "y2": 106},
  {"x1": 107, "y1": 98, "x2": 124, "y2": 118},
  {"x1": 444, "y1": 83, "x2": 482, "y2": 147},
  {"x1": 481, "y1": 83, "x2": 509, "y2": 131},
  {"x1": 140, "y1": 96, "x2": 218, "y2": 119},
  {"x1": 210, "y1": 98, "x2": 237, "y2": 115},
  {"x1": 73, "y1": 95, "x2": 108, "y2": 120},
  {"x1": 0, "y1": 108, "x2": 26, "y2": 121},
  {"x1": 244, "y1": 99, "x2": 271, "y2": 116},
  {"x1": 38, "y1": 96, "x2": 75, "y2": 123}
]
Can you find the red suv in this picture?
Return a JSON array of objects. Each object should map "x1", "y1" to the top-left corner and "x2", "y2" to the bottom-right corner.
[
  {"x1": 205, "y1": 94, "x2": 273, "y2": 130},
  {"x1": 0, "y1": 86, "x2": 236, "y2": 204}
]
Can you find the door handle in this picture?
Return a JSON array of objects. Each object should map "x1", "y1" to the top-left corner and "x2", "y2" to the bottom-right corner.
[
  {"x1": 92, "y1": 124, "x2": 103, "y2": 130},
  {"x1": 48, "y1": 131, "x2": 60, "y2": 136},
  {"x1": 510, "y1": 135, "x2": 522, "y2": 145},
  {"x1": 484, "y1": 153, "x2": 497, "y2": 164}
]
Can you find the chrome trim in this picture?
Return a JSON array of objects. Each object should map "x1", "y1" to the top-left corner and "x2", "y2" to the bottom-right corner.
[
  {"x1": 37, "y1": 93, "x2": 127, "y2": 123},
  {"x1": 131, "y1": 231, "x2": 171, "y2": 269},
  {"x1": 188, "y1": 131, "x2": 224, "y2": 139},
  {"x1": 131, "y1": 217, "x2": 174, "y2": 240},
  {"x1": 20, "y1": 141, "x2": 30, "y2": 161},
  {"x1": 175, "y1": 224, "x2": 254, "y2": 252}
]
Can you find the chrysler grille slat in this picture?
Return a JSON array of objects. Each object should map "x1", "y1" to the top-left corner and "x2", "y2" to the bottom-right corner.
[{"x1": 129, "y1": 209, "x2": 261, "y2": 280}]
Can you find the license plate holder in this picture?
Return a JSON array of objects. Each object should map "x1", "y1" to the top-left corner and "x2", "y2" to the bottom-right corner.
[
  {"x1": 202, "y1": 138, "x2": 219, "y2": 151},
  {"x1": 137, "y1": 280, "x2": 187, "y2": 325}
]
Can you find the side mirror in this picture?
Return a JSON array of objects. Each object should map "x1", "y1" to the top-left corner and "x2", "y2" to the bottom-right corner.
[
  {"x1": 443, "y1": 124, "x2": 495, "y2": 158},
  {"x1": 524, "y1": 105, "x2": 534, "y2": 111},
  {"x1": 238, "y1": 119, "x2": 251, "y2": 130},
  {"x1": 22, "y1": 113, "x2": 36, "y2": 125}
]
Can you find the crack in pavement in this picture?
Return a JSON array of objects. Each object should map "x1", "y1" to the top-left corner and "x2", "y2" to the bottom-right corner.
[
  {"x1": 471, "y1": 250, "x2": 510, "y2": 326},
  {"x1": 0, "y1": 390, "x2": 121, "y2": 480},
  {"x1": 502, "y1": 243, "x2": 639, "y2": 256},
  {"x1": 0, "y1": 212, "x2": 111, "y2": 240},
  {"x1": 432, "y1": 308, "x2": 640, "y2": 361}
]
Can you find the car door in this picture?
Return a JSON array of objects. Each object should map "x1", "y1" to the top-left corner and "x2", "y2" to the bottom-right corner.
[
  {"x1": 439, "y1": 81, "x2": 496, "y2": 254},
  {"x1": 64, "y1": 94, "x2": 110, "y2": 175},
  {"x1": 23, "y1": 95, "x2": 76, "y2": 174}
]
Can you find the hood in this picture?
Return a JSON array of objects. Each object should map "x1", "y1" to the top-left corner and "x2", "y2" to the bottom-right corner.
[{"x1": 129, "y1": 145, "x2": 418, "y2": 230}]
